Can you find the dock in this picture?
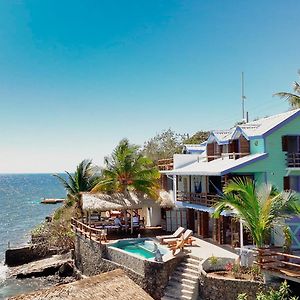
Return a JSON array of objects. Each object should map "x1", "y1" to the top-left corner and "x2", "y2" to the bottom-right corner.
[{"x1": 41, "y1": 198, "x2": 65, "y2": 204}]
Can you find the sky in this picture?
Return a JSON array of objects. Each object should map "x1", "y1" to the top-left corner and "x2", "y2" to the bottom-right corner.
[{"x1": 0, "y1": 0, "x2": 299, "y2": 173}]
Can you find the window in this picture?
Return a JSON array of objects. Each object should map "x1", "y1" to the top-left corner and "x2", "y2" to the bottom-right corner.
[{"x1": 290, "y1": 176, "x2": 300, "y2": 192}]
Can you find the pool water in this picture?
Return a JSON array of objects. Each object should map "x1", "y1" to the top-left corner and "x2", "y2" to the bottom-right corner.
[
  {"x1": 110, "y1": 239, "x2": 169, "y2": 259},
  {"x1": 121, "y1": 244, "x2": 155, "y2": 259}
]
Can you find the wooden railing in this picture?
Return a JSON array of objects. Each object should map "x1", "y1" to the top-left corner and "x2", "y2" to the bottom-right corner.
[
  {"x1": 176, "y1": 191, "x2": 219, "y2": 207},
  {"x1": 257, "y1": 248, "x2": 300, "y2": 278},
  {"x1": 286, "y1": 153, "x2": 300, "y2": 168},
  {"x1": 71, "y1": 218, "x2": 103, "y2": 244},
  {"x1": 157, "y1": 158, "x2": 174, "y2": 170}
]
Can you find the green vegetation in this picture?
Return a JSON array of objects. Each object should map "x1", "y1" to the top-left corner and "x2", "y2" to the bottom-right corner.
[
  {"x1": 208, "y1": 255, "x2": 219, "y2": 265},
  {"x1": 213, "y1": 178, "x2": 300, "y2": 248},
  {"x1": 93, "y1": 138, "x2": 160, "y2": 199},
  {"x1": 142, "y1": 129, "x2": 187, "y2": 163},
  {"x1": 183, "y1": 130, "x2": 210, "y2": 144},
  {"x1": 237, "y1": 281, "x2": 298, "y2": 300},
  {"x1": 225, "y1": 262, "x2": 263, "y2": 281},
  {"x1": 283, "y1": 225, "x2": 293, "y2": 253},
  {"x1": 274, "y1": 69, "x2": 300, "y2": 109},
  {"x1": 53, "y1": 159, "x2": 99, "y2": 215}
]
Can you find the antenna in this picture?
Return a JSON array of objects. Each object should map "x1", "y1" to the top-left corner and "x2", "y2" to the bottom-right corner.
[{"x1": 241, "y1": 72, "x2": 246, "y2": 121}]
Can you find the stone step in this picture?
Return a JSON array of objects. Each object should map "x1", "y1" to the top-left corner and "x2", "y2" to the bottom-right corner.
[
  {"x1": 184, "y1": 257, "x2": 201, "y2": 265},
  {"x1": 170, "y1": 274, "x2": 198, "y2": 286},
  {"x1": 163, "y1": 291, "x2": 193, "y2": 300},
  {"x1": 173, "y1": 271, "x2": 198, "y2": 281},
  {"x1": 168, "y1": 281, "x2": 196, "y2": 291},
  {"x1": 186, "y1": 254, "x2": 201, "y2": 261},
  {"x1": 164, "y1": 286, "x2": 194, "y2": 297},
  {"x1": 176, "y1": 266, "x2": 199, "y2": 276},
  {"x1": 180, "y1": 262, "x2": 199, "y2": 271}
]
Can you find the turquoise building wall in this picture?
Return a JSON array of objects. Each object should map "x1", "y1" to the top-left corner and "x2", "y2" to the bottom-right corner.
[{"x1": 232, "y1": 114, "x2": 300, "y2": 191}]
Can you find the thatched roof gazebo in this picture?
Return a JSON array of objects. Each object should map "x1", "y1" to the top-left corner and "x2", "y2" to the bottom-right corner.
[
  {"x1": 10, "y1": 269, "x2": 153, "y2": 300},
  {"x1": 81, "y1": 190, "x2": 174, "y2": 233}
]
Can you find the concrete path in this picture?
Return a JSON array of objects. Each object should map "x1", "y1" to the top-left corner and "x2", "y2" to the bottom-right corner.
[{"x1": 185, "y1": 238, "x2": 238, "y2": 261}]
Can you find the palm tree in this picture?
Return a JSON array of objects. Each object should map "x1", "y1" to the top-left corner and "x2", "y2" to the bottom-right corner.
[
  {"x1": 93, "y1": 139, "x2": 160, "y2": 198},
  {"x1": 274, "y1": 70, "x2": 300, "y2": 109},
  {"x1": 213, "y1": 178, "x2": 300, "y2": 248},
  {"x1": 54, "y1": 159, "x2": 99, "y2": 214}
]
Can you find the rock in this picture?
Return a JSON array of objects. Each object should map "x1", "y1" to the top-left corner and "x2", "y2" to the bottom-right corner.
[
  {"x1": 9, "y1": 253, "x2": 72, "y2": 279},
  {"x1": 59, "y1": 262, "x2": 74, "y2": 277}
]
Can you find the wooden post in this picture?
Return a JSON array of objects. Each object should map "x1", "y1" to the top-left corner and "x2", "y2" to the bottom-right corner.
[
  {"x1": 131, "y1": 209, "x2": 134, "y2": 234},
  {"x1": 240, "y1": 219, "x2": 244, "y2": 248},
  {"x1": 197, "y1": 211, "x2": 201, "y2": 236}
]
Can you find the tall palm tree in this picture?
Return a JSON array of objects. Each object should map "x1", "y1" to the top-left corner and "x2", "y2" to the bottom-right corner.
[
  {"x1": 274, "y1": 70, "x2": 300, "y2": 109},
  {"x1": 54, "y1": 159, "x2": 99, "y2": 214},
  {"x1": 93, "y1": 139, "x2": 160, "y2": 199},
  {"x1": 213, "y1": 178, "x2": 300, "y2": 248}
]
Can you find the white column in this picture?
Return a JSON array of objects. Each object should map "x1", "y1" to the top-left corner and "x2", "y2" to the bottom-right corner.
[
  {"x1": 240, "y1": 219, "x2": 244, "y2": 248},
  {"x1": 173, "y1": 175, "x2": 177, "y2": 203}
]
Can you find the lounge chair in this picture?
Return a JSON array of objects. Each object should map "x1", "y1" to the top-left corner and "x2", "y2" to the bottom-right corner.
[
  {"x1": 165, "y1": 229, "x2": 194, "y2": 246},
  {"x1": 156, "y1": 227, "x2": 185, "y2": 243}
]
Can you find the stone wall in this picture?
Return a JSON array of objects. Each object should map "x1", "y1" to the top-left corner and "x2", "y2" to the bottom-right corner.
[
  {"x1": 199, "y1": 257, "x2": 278, "y2": 300},
  {"x1": 199, "y1": 273, "x2": 272, "y2": 300},
  {"x1": 73, "y1": 234, "x2": 182, "y2": 299}
]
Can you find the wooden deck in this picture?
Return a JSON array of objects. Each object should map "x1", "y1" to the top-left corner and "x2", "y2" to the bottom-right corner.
[
  {"x1": 257, "y1": 248, "x2": 300, "y2": 283},
  {"x1": 71, "y1": 218, "x2": 165, "y2": 243}
]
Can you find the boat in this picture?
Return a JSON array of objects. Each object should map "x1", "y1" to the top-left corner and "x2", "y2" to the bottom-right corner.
[{"x1": 41, "y1": 198, "x2": 65, "y2": 204}]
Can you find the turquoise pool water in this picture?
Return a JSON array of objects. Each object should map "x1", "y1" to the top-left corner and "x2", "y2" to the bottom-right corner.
[{"x1": 110, "y1": 239, "x2": 169, "y2": 259}]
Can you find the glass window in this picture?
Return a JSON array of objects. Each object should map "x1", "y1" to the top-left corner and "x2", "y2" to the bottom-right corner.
[{"x1": 290, "y1": 176, "x2": 300, "y2": 192}]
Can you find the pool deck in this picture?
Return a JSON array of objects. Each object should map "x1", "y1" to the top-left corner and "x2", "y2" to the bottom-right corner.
[{"x1": 189, "y1": 238, "x2": 239, "y2": 260}]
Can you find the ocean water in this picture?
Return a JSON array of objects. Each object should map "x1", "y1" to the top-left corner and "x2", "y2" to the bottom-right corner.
[{"x1": 0, "y1": 174, "x2": 66, "y2": 299}]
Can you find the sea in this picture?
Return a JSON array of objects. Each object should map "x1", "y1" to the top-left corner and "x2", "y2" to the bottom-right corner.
[{"x1": 0, "y1": 174, "x2": 66, "y2": 299}]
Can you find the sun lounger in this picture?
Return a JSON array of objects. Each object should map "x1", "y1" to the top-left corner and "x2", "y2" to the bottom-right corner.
[
  {"x1": 165, "y1": 229, "x2": 194, "y2": 246},
  {"x1": 156, "y1": 227, "x2": 185, "y2": 243}
]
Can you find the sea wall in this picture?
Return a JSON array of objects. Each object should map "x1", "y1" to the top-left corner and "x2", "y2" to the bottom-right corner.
[
  {"x1": 5, "y1": 245, "x2": 58, "y2": 267},
  {"x1": 73, "y1": 234, "x2": 182, "y2": 299}
]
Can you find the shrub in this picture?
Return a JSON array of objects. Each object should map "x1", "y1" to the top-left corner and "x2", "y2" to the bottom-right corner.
[
  {"x1": 237, "y1": 281, "x2": 298, "y2": 300},
  {"x1": 209, "y1": 255, "x2": 219, "y2": 265}
]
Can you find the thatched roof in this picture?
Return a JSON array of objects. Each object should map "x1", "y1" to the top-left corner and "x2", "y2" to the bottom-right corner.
[
  {"x1": 81, "y1": 190, "x2": 174, "y2": 211},
  {"x1": 158, "y1": 190, "x2": 174, "y2": 208},
  {"x1": 9, "y1": 269, "x2": 153, "y2": 300}
]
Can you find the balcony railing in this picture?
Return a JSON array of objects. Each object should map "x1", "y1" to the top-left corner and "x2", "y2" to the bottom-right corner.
[
  {"x1": 286, "y1": 153, "x2": 300, "y2": 168},
  {"x1": 176, "y1": 191, "x2": 219, "y2": 207},
  {"x1": 158, "y1": 158, "x2": 174, "y2": 171}
]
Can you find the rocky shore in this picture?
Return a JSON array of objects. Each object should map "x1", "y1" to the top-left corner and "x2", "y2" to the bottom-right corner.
[{"x1": 4, "y1": 248, "x2": 78, "y2": 299}]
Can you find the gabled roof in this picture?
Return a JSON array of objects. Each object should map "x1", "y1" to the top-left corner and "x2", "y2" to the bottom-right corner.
[
  {"x1": 162, "y1": 153, "x2": 267, "y2": 176},
  {"x1": 208, "y1": 109, "x2": 300, "y2": 144},
  {"x1": 239, "y1": 109, "x2": 300, "y2": 138}
]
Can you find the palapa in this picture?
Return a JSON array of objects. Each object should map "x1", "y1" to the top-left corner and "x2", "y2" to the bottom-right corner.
[
  {"x1": 81, "y1": 190, "x2": 174, "y2": 212},
  {"x1": 9, "y1": 269, "x2": 153, "y2": 300}
]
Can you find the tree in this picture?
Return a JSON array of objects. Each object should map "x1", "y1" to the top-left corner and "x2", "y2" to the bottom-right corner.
[
  {"x1": 93, "y1": 139, "x2": 160, "y2": 199},
  {"x1": 274, "y1": 70, "x2": 300, "y2": 109},
  {"x1": 54, "y1": 159, "x2": 99, "y2": 214},
  {"x1": 213, "y1": 178, "x2": 300, "y2": 248},
  {"x1": 184, "y1": 131, "x2": 210, "y2": 144},
  {"x1": 142, "y1": 129, "x2": 187, "y2": 163}
]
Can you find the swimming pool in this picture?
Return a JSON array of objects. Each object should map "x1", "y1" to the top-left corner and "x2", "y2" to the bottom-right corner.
[{"x1": 109, "y1": 238, "x2": 169, "y2": 260}]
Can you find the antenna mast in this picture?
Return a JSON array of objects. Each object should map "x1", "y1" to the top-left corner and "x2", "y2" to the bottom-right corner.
[{"x1": 241, "y1": 72, "x2": 246, "y2": 121}]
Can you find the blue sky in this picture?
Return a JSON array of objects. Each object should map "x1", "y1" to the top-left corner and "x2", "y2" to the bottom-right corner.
[{"x1": 0, "y1": 1, "x2": 299, "y2": 173}]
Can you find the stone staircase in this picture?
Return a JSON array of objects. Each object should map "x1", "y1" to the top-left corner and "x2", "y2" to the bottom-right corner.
[{"x1": 161, "y1": 255, "x2": 201, "y2": 300}]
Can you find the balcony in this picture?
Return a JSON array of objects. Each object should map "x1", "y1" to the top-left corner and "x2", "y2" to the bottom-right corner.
[
  {"x1": 176, "y1": 191, "x2": 219, "y2": 207},
  {"x1": 286, "y1": 153, "x2": 300, "y2": 168},
  {"x1": 157, "y1": 158, "x2": 173, "y2": 171}
]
